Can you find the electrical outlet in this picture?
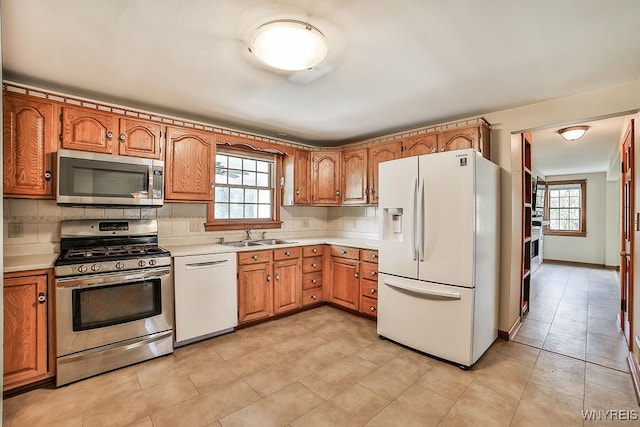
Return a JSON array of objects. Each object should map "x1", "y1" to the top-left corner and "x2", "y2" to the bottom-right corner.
[
  {"x1": 302, "y1": 219, "x2": 309, "y2": 228},
  {"x1": 8, "y1": 223, "x2": 23, "y2": 238},
  {"x1": 190, "y1": 221, "x2": 201, "y2": 232}
]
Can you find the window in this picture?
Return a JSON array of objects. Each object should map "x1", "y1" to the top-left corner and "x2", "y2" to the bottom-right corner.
[
  {"x1": 544, "y1": 180, "x2": 586, "y2": 237},
  {"x1": 205, "y1": 148, "x2": 282, "y2": 231}
]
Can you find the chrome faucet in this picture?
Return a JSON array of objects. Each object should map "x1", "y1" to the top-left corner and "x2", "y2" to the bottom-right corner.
[
  {"x1": 244, "y1": 228, "x2": 252, "y2": 241},
  {"x1": 261, "y1": 231, "x2": 267, "y2": 240}
]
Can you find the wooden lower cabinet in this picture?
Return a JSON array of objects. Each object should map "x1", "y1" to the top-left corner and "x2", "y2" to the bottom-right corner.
[
  {"x1": 273, "y1": 248, "x2": 302, "y2": 314},
  {"x1": 359, "y1": 249, "x2": 379, "y2": 318},
  {"x1": 3, "y1": 269, "x2": 54, "y2": 392},
  {"x1": 302, "y1": 245, "x2": 325, "y2": 307},
  {"x1": 237, "y1": 254, "x2": 273, "y2": 323},
  {"x1": 328, "y1": 246, "x2": 361, "y2": 311}
]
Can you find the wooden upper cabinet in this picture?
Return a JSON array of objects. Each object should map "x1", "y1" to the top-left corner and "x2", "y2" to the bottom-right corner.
[
  {"x1": 118, "y1": 117, "x2": 162, "y2": 159},
  {"x1": 311, "y1": 151, "x2": 341, "y2": 205},
  {"x1": 3, "y1": 93, "x2": 58, "y2": 198},
  {"x1": 436, "y1": 123, "x2": 491, "y2": 159},
  {"x1": 341, "y1": 148, "x2": 368, "y2": 205},
  {"x1": 165, "y1": 126, "x2": 215, "y2": 202},
  {"x1": 294, "y1": 149, "x2": 311, "y2": 205},
  {"x1": 61, "y1": 106, "x2": 118, "y2": 154},
  {"x1": 402, "y1": 133, "x2": 438, "y2": 157},
  {"x1": 368, "y1": 140, "x2": 402, "y2": 204}
]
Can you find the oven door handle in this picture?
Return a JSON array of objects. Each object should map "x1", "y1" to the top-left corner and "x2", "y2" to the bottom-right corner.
[{"x1": 56, "y1": 267, "x2": 171, "y2": 288}]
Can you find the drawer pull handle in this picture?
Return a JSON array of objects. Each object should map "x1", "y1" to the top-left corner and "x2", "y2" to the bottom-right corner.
[
  {"x1": 341, "y1": 250, "x2": 347, "y2": 255},
  {"x1": 372, "y1": 254, "x2": 377, "y2": 259},
  {"x1": 371, "y1": 271, "x2": 377, "y2": 276},
  {"x1": 370, "y1": 288, "x2": 376, "y2": 294},
  {"x1": 311, "y1": 294, "x2": 317, "y2": 300},
  {"x1": 285, "y1": 251, "x2": 290, "y2": 256},
  {"x1": 311, "y1": 279, "x2": 317, "y2": 284},
  {"x1": 312, "y1": 248, "x2": 317, "y2": 253},
  {"x1": 252, "y1": 255, "x2": 259, "y2": 260},
  {"x1": 370, "y1": 306, "x2": 376, "y2": 312},
  {"x1": 311, "y1": 263, "x2": 317, "y2": 268}
]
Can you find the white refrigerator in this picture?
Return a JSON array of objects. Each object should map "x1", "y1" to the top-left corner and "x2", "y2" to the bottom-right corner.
[{"x1": 377, "y1": 148, "x2": 499, "y2": 368}]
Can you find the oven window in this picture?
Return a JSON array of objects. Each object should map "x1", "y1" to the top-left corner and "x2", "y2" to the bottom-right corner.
[{"x1": 72, "y1": 280, "x2": 162, "y2": 331}]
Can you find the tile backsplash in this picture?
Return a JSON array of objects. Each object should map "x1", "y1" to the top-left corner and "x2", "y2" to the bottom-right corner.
[{"x1": 3, "y1": 199, "x2": 379, "y2": 256}]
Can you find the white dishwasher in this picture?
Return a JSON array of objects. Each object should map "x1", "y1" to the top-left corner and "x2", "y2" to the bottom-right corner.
[{"x1": 173, "y1": 252, "x2": 237, "y2": 346}]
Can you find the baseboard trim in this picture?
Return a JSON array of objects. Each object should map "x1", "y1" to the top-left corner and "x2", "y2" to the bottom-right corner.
[
  {"x1": 498, "y1": 317, "x2": 523, "y2": 341},
  {"x1": 628, "y1": 348, "x2": 640, "y2": 405},
  {"x1": 544, "y1": 259, "x2": 607, "y2": 269}
]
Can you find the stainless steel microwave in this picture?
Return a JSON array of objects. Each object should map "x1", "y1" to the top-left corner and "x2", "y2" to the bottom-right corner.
[{"x1": 57, "y1": 149, "x2": 164, "y2": 207}]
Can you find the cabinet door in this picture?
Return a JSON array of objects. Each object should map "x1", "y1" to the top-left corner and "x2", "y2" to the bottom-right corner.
[
  {"x1": 4, "y1": 274, "x2": 48, "y2": 388},
  {"x1": 437, "y1": 126, "x2": 480, "y2": 153},
  {"x1": 341, "y1": 148, "x2": 368, "y2": 205},
  {"x1": 238, "y1": 262, "x2": 273, "y2": 323},
  {"x1": 119, "y1": 117, "x2": 162, "y2": 159},
  {"x1": 329, "y1": 257, "x2": 359, "y2": 310},
  {"x1": 293, "y1": 149, "x2": 311, "y2": 205},
  {"x1": 3, "y1": 93, "x2": 57, "y2": 198},
  {"x1": 273, "y1": 258, "x2": 302, "y2": 314},
  {"x1": 402, "y1": 134, "x2": 437, "y2": 157},
  {"x1": 165, "y1": 126, "x2": 215, "y2": 201},
  {"x1": 61, "y1": 106, "x2": 118, "y2": 154},
  {"x1": 311, "y1": 151, "x2": 341, "y2": 205},
  {"x1": 368, "y1": 141, "x2": 401, "y2": 204}
]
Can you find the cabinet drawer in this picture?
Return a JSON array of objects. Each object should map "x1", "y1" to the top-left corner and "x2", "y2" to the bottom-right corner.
[
  {"x1": 302, "y1": 272, "x2": 323, "y2": 290},
  {"x1": 360, "y1": 296, "x2": 378, "y2": 317},
  {"x1": 361, "y1": 262, "x2": 378, "y2": 280},
  {"x1": 302, "y1": 256, "x2": 323, "y2": 273},
  {"x1": 303, "y1": 245, "x2": 324, "y2": 257},
  {"x1": 330, "y1": 246, "x2": 360, "y2": 260},
  {"x1": 303, "y1": 288, "x2": 323, "y2": 306},
  {"x1": 273, "y1": 246, "x2": 301, "y2": 261},
  {"x1": 238, "y1": 250, "x2": 272, "y2": 265},
  {"x1": 361, "y1": 279, "x2": 378, "y2": 299},
  {"x1": 362, "y1": 249, "x2": 379, "y2": 263}
]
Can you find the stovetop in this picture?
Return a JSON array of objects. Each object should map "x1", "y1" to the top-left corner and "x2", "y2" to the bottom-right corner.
[{"x1": 58, "y1": 244, "x2": 170, "y2": 264}]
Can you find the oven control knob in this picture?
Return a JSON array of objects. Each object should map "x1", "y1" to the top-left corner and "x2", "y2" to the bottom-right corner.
[
  {"x1": 138, "y1": 260, "x2": 146, "y2": 267},
  {"x1": 115, "y1": 262, "x2": 125, "y2": 270},
  {"x1": 148, "y1": 259, "x2": 157, "y2": 266},
  {"x1": 91, "y1": 264, "x2": 101, "y2": 272},
  {"x1": 78, "y1": 265, "x2": 87, "y2": 273}
]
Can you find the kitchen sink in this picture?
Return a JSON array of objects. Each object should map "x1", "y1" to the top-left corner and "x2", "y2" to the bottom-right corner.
[
  {"x1": 254, "y1": 239, "x2": 296, "y2": 246},
  {"x1": 220, "y1": 240, "x2": 264, "y2": 248}
]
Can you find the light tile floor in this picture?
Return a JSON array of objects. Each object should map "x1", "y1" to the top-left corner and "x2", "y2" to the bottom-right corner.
[{"x1": 3, "y1": 263, "x2": 639, "y2": 426}]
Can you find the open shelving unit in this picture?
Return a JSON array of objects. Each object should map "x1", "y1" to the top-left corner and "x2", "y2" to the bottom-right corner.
[{"x1": 521, "y1": 133, "x2": 532, "y2": 316}]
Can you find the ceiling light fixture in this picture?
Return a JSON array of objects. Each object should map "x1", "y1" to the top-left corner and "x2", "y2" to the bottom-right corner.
[
  {"x1": 249, "y1": 19, "x2": 328, "y2": 71},
  {"x1": 558, "y1": 125, "x2": 589, "y2": 142}
]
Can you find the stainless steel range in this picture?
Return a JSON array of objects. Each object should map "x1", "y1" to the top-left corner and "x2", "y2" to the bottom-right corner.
[{"x1": 54, "y1": 219, "x2": 173, "y2": 386}]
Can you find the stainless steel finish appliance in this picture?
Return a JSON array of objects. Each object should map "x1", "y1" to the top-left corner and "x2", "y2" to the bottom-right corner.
[
  {"x1": 57, "y1": 148, "x2": 164, "y2": 206},
  {"x1": 54, "y1": 219, "x2": 173, "y2": 386}
]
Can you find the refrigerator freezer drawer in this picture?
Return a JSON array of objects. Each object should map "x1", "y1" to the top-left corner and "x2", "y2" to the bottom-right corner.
[{"x1": 377, "y1": 273, "x2": 475, "y2": 367}]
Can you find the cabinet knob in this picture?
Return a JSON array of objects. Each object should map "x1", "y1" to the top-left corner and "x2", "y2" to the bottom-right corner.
[
  {"x1": 296, "y1": 189, "x2": 300, "y2": 196},
  {"x1": 210, "y1": 184, "x2": 215, "y2": 189},
  {"x1": 44, "y1": 171, "x2": 52, "y2": 181},
  {"x1": 252, "y1": 255, "x2": 259, "y2": 260},
  {"x1": 431, "y1": 147, "x2": 437, "y2": 153},
  {"x1": 335, "y1": 190, "x2": 340, "y2": 196},
  {"x1": 372, "y1": 254, "x2": 377, "y2": 259},
  {"x1": 311, "y1": 279, "x2": 317, "y2": 284},
  {"x1": 311, "y1": 263, "x2": 317, "y2": 268},
  {"x1": 312, "y1": 248, "x2": 317, "y2": 253},
  {"x1": 371, "y1": 271, "x2": 377, "y2": 276},
  {"x1": 275, "y1": 274, "x2": 280, "y2": 281},
  {"x1": 370, "y1": 288, "x2": 377, "y2": 294},
  {"x1": 106, "y1": 131, "x2": 113, "y2": 141},
  {"x1": 441, "y1": 147, "x2": 446, "y2": 152},
  {"x1": 370, "y1": 306, "x2": 376, "y2": 312},
  {"x1": 119, "y1": 133, "x2": 125, "y2": 142},
  {"x1": 341, "y1": 250, "x2": 347, "y2": 255},
  {"x1": 285, "y1": 251, "x2": 290, "y2": 256},
  {"x1": 266, "y1": 274, "x2": 271, "y2": 282},
  {"x1": 355, "y1": 272, "x2": 359, "y2": 279},
  {"x1": 311, "y1": 294, "x2": 317, "y2": 300},
  {"x1": 37, "y1": 292, "x2": 46, "y2": 304}
]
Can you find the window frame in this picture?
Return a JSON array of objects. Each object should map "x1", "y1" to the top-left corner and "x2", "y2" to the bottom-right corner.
[
  {"x1": 543, "y1": 179, "x2": 587, "y2": 237},
  {"x1": 205, "y1": 146, "x2": 283, "y2": 231}
]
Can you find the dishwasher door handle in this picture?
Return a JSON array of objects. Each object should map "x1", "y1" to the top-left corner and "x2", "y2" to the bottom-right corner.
[{"x1": 184, "y1": 260, "x2": 229, "y2": 270}]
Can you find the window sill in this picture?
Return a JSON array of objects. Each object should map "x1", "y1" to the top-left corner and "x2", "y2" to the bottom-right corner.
[
  {"x1": 544, "y1": 230, "x2": 586, "y2": 237},
  {"x1": 204, "y1": 220, "x2": 282, "y2": 232}
]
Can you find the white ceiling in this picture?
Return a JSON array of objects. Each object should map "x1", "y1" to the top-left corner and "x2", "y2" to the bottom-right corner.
[{"x1": 2, "y1": 0, "x2": 640, "y2": 174}]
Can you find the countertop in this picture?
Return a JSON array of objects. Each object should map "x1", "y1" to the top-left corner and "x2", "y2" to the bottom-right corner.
[{"x1": 3, "y1": 237, "x2": 379, "y2": 273}]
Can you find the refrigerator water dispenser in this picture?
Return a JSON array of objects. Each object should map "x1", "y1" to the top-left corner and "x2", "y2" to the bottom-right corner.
[{"x1": 383, "y1": 208, "x2": 403, "y2": 240}]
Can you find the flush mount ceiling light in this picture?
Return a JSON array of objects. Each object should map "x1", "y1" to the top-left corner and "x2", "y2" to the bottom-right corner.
[
  {"x1": 248, "y1": 19, "x2": 328, "y2": 71},
  {"x1": 558, "y1": 125, "x2": 589, "y2": 142}
]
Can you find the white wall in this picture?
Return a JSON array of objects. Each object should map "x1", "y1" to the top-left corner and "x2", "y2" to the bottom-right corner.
[
  {"x1": 543, "y1": 172, "x2": 608, "y2": 265},
  {"x1": 605, "y1": 178, "x2": 621, "y2": 268},
  {"x1": 483, "y1": 79, "x2": 640, "y2": 334}
]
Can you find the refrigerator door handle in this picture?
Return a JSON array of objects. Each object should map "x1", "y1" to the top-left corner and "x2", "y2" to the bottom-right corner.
[
  {"x1": 418, "y1": 178, "x2": 425, "y2": 261},
  {"x1": 411, "y1": 177, "x2": 418, "y2": 261},
  {"x1": 384, "y1": 280, "x2": 461, "y2": 300}
]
